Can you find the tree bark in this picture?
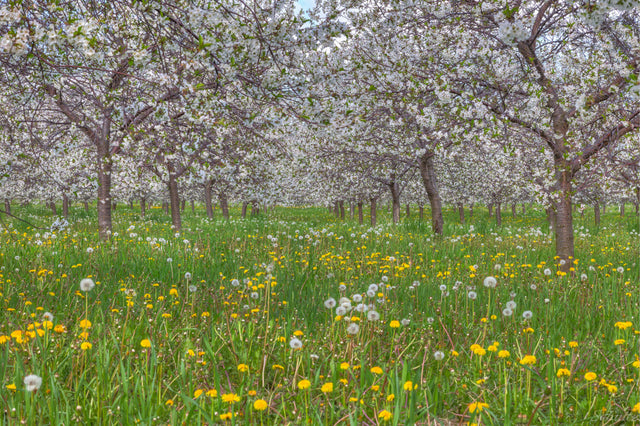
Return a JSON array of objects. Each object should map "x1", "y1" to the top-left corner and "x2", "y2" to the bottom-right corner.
[
  {"x1": 62, "y1": 194, "x2": 69, "y2": 218},
  {"x1": 419, "y1": 204, "x2": 424, "y2": 220},
  {"x1": 204, "y1": 179, "x2": 214, "y2": 219},
  {"x1": 358, "y1": 202, "x2": 363, "y2": 225},
  {"x1": 334, "y1": 201, "x2": 339, "y2": 218},
  {"x1": 522, "y1": 203, "x2": 526, "y2": 215},
  {"x1": 4, "y1": 198, "x2": 10, "y2": 215},
  {"x1": 339, "y1": 200, "x2": 345, "y2": 220},
  {"x1": 488, "y1": 203, "x2": 493, "y2": 217},
  {"x1": 620, "y1": 203, "x2": 625, "y2": 217},
  {"x1": 168, "y1": 172, "x2": 182, "y2": 231},
  {"x1": 242, "y1": 201, "x2": 248, "y2": 218},
  {"x1": 418, "y1": 153, "x2": 444, "y2": 235},
  {"x1": 546, "y1": 206, "x2": 556, "y2": 231},
  {"x1": 511, "y1": 203, "x2": 516, "y2": 218},
  {"x1": 49, "y1": 201, "x2": 57, "y2": 216},
  {"x1": 219, "y1": 193, "x2": 229, "y2": 220},
  {"x1": 251, "y1": 202, "x2": 259, "y2": 216},
  {"x1": 162, "y1": 201, "x2": 169, "y2": 214},
  {"x1": 496, "y1": 203, "x2": 502, "y2": 226},
  {"x1": 594, "y1": 202, "x2": 601, "y2": 226},
  {"x1": 181, "y1": 198, "x2": 186, "y2": 212},
  {"x1": 602, "y1": 203, "x2": 606, "y2": 214},
  {"x1": 389, "y1": 181, "x2": 400, "y2": 224},
  {"x1": 96, "y1": 140, "x2": 113, "y2": 240},
  {"x1": 112, "y1": 202, "x2": 117, "y2": 211},
  {"x1": 83, "y1": 201, "x2": 89, "y2": 213},
  {"x1": 370, "y1": 198, "x2": 377, "y2": 227},
  {"x1": 406, "y1": 203, "x2": 410, "y2": 219},
  {"x1": 129, "y1": 199, "x2": 134, "y2": 209},
  {"x1": 458, "y1": 203, "x2": 465, "y2": 224},
  {"x1": 554, "y1": 161, "x2": 575, "y2": 270}
]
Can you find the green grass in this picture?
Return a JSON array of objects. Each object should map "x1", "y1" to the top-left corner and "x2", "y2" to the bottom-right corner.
[{"x1": 0, "y1": 203, "x2": 638, "y2": 425}]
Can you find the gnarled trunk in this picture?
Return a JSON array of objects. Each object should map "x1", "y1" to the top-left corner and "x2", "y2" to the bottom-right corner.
[
  {"x1": 370, "y1": 198, "x2": 377, "y2": 227},
  {"x1": 204, "y1": 179, "x2": 214, "y2": 219},
  {"x1": 219, "y1": 192, "x2": 229, "y2": 220},
  {"x1": 4, "y1": 198, "x2": 10, "y2": 214},
  {"x1": 389, "y1": 182, "x2": 400, "y2": 224},
  {"x1": 168, "y1": 172, "x2": 182, "y2": 231},
  {"x1": 96, "y1": 140, "x2": 113, "y2": 240},
  {"x1": 418, "y1": 153, "x2": 444, "y2": 234},
  {"x1": 242, "y1": 201, "x2": 248, "y2": 218},
  {"x1": 554, "y1": 160, "x2": 575, "y2": 271},
  {"x1": 594, "y1": 202, "x2": 600, "y2": 226},
  {"x1": 62, "y1": 194, "x2": 69, "y2": 218},
  {"x1": 495, "y1": 203, "x2": 502, "y2": 226}
]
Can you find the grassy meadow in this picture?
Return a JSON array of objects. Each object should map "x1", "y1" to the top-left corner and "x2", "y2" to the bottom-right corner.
[{"x1": 0, "y1": 203, "x2": 638, "y2": 425}]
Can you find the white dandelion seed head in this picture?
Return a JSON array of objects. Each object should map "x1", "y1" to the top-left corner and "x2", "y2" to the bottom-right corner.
[
  {"x1": 530, "y1": 284, "x2": 537, "y2": 290},
  {"x1": 544, "y1": 298, "x2": 550, "y2": 303},
  {"x1": 355, "y1": 303, "x2": 368, "y2": 312},
  {"x1": 43, "y1": 312, "x2": 54, "y2": 322},
  {"x1": 347, "y1": 323, "x2": 360, "y2": 335},
  {"x1": 543, "y1": 268, "x2": 552, "y2": 276},
  {"x1": 23, "y1": 374, "x2": 42, "y2": 392},
  {"x1": 368, "y1": 284, "x2": 378, "y2": 293},
  {"x1": 339, "y1": 284, "x2": 347, "y2": 291},
  {"x1": 589, "y1": 265, "x2": 596, "y2": 271},
  {"x1": 339, "y1": 297, "x2": 351, "y2": 305},
  {"x1": 352, "y1": 294, "x2": 363, "y2": 303},
  {"x1": 617, "y1": 267, "x2": 624, "y2": 274},
  {"x1": 559, "y1": 259, "x2": 566, "y2": 266},
  {"x1": 439, "y1": 285, "x2": 447, "y2": 292},
  {"x1": 289, "y1": 337, "x2": 303, "y2": 349},
  {"x1": 366, "y1": 289, "x2": 376, "y2": 298},
  {"x1": 401, "y1": 318, "x2": 410, "y2": 326},
  {"x1": 367, "y1": 310, "x2": 380, "y2": 321},
  {"x1": 324, "y1": 298, "x2": 337, "y2": 309},
  {"x1": 483, "y1": 276, "x2": 497, "y2": 288},
  {"x1": 381, "y1": 276, "x2": 388, "y2": 282},
  {"x1": 86, "y1": 247, "x2": 94, "y2": 254},
  {"x1": 184, "y1": 272, "x2": 192, "y2": 281},
  {"x1": 427, "y1": 317, "x2": 435, "y2": 324},
  {"x1": 523, "y1": 310, "x2": 533, "y2": 320},
  {"x1": 79, "y1": 278, "x2": 95, "y2": 292},
  {"x1": 250, "y1": 292, "x2": 259, "y2": 300},
  {"x1": 188, "y1": 285, "x2": 197, "y2": 293},
  {"x1": 494, "y1": 264, "x2": 501, "y2": 271},
  {"x1": 434, "y1": 351, "x2": 445, "y2": 361},
  {"x1": 468, "y1": 291, "x2": 477, "y2": 300},
  {"x1": 412, "y1": 281, "x2": 420, "y2": 287},
  {"x1": 581, "y1": 274, "x2": 588, "y2": 281},
  {"x1": 166, "y1": 258, "x2": 173, "y2": 263},
  {"x1": 502, "y1": 308, "x2": 513, "y2": 317},
  {"x1": 336, "y1": 306, "x2": 347, "y2": 317},
  {"x1": 231, "y1": 279, "x2": 240, "y2": 287},
  {"x1": 510, "y1": 292, "x2": 517, "y2": 298},
  {"x1": 506, "y1": 300, "x2": 517, "y2": 310}
]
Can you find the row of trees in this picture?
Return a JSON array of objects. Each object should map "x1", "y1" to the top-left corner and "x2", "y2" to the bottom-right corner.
[{"x1": 0, "y1": 0, "x2": 639, "y2": 271}]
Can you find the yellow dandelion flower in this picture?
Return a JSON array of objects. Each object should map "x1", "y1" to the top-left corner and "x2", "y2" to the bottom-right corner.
[
  {"x1": 297, "y1": 379, "x2": 311, "y2": 390},
  {"x1": 340, "y1": 362, "x2": 350, "y2": 370},
  {"x1": 321, "y1": 382, "x2": 333, "y2": 393},
  {"x1": 194, "y1": 389, "x2": 204, "y2": 398},
  {"x1": 378, "y1": 409, "x2": 393, "y2": 421},
  {"x1": 584, "y1": 372, "x2": 597, "y2": 381},
  {"x1": 614, "y1": 339, "x2": 625, "y2": 345},
  {"x1": 221, "y1": 393, "x2": 240, "y2": 404},
  {"x1": 556, "y1": 368, "x2": 571, "y2": 378},
  {"x1": 206, "y1": 389, "x2": 218, "y2": 397},
  {"x1": 79, "y1": 319, "x2": 92, "y2": 329},
  {"x1": 140, "y1": 339, "x2": 151, "y2": 348},
  {"x1": 498, "y1": 350, "x2": 510, "y2": 358},
  {"x1": 519, "y1": 355, "x2": 536, "y2": 365},
  {"x1": 237, "y1": 363, "x2": 249, "y2": 372},
  {"x1": 387, "y1": 393, "x2": 395, "y2": 401},
  {"x1": 389, "y1": 320, "x2": 400, "y2": 328},
  {"x1": 80, "y1": 342, "x2": 92, "y2": 351},
  {"x1": 468, "y1": 401, "x2": 489, "y2": 413},
  {"x1": 403, "y1": 380, "x2": 415, "y2": 391},
  {"x1": 254, "y1": 399, "x2": 268, "y2": 411},
  {"x1": 370, "y1": 366, "x2": 383, "y2": 375}
]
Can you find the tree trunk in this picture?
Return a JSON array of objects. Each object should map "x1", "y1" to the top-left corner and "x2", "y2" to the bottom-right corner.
[
  {"x1": 83, "y1": 201, "x2": 89, "y2": 212},
  {"x1": 112, "y1": 202, "x2": 117, "y2": 211},
  {"x1": 219, "y1": 193, "x2": 229, "y2": 220},
  {"x1": 511, "y1": 203, "x2": 516, "y2": 218},
  {"x1": 554, "y1": 162, "x2": 575, "y2": 271},
  {"x1": 546, "y1": 206, "x2": 556, "y2": 231},
  {"x1": 419, "y1": 204, "x2": 424, "y2": 220},
  {"x1": 251, "y1": 202, "x2": 259, "y2": 216},
  {"x1": 350, "y1": 201, "x2": 355, "y2": 219},
  {"x1": 181, "y1": 198, "x2": 186, "y2": 212},
  {"x1": 602, "y1": 203, "x2": 606, "y2": 214},
  {"x1": 168, "y1": 172, "x2": 182, "y2": 231},
  {"x1": 620, "y1": 203, "x2": 625, "y2": 217},
  {"x1": 418, "y1": 153, "x2": 444, "y2": 235},
  {"x1": 469, "y1": 203, "x2": 473, "y2": 218},
  {"x1": 96, "y1": 141, "x2": 113, "y2": 240},
  {"x1": 49, "y1": 202, "x2": 57, "y2": 216},
  {"x1": 458, "y1": 203, "x2": 465, "y2": 224},
  {"x1": 496, "y1": 203, "x2": 502, "y2": 226},
  {"x1": 594, "y1": 202, "x2": 600, "y2": 226},
  {"x1": 370, "y1": 198, "x2": 377, "y2": 227},
  {"x1": 358, "y1": 202, "x2": 363, "y2": 225},
  {"x1": 339, "y1": 200, "x2": 345, "y2": 220},
  {"x1": 389, "y1": 182, "x2": 400, "y2": 224},
  {"x1": 4, "y1": 198, "x2": 10, "y2": 214},
  {"x1": 129, "y1": 199, "x2": 134, "y2": 209},
  {"x1": 488, "y1": 203, "x2": 493, "y2": 217},
  {"x1": 334, "y1": 201, "x2": 339, "y2": 218},
  {"x1": 140, "y1": 197, "x2": 146, "y2": 218},
  {"x1": 242, "y1": 201, "x2": 248, "y2": 218},
  {"x1": 406, "y1": 203, "x2": 410, "y2": 219},
  {"x1": 162, "y1": 201, "x2": 169, "y2": 214},
  {"x1": 62, "y1": 194, "x2": 69, "y2": 218},
  {"x1": 204, "y1": 180, "x2": 214, "y2": 218},
  {"x1": 522, "y1": 203, "x2": 526, "y2": 215}
]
